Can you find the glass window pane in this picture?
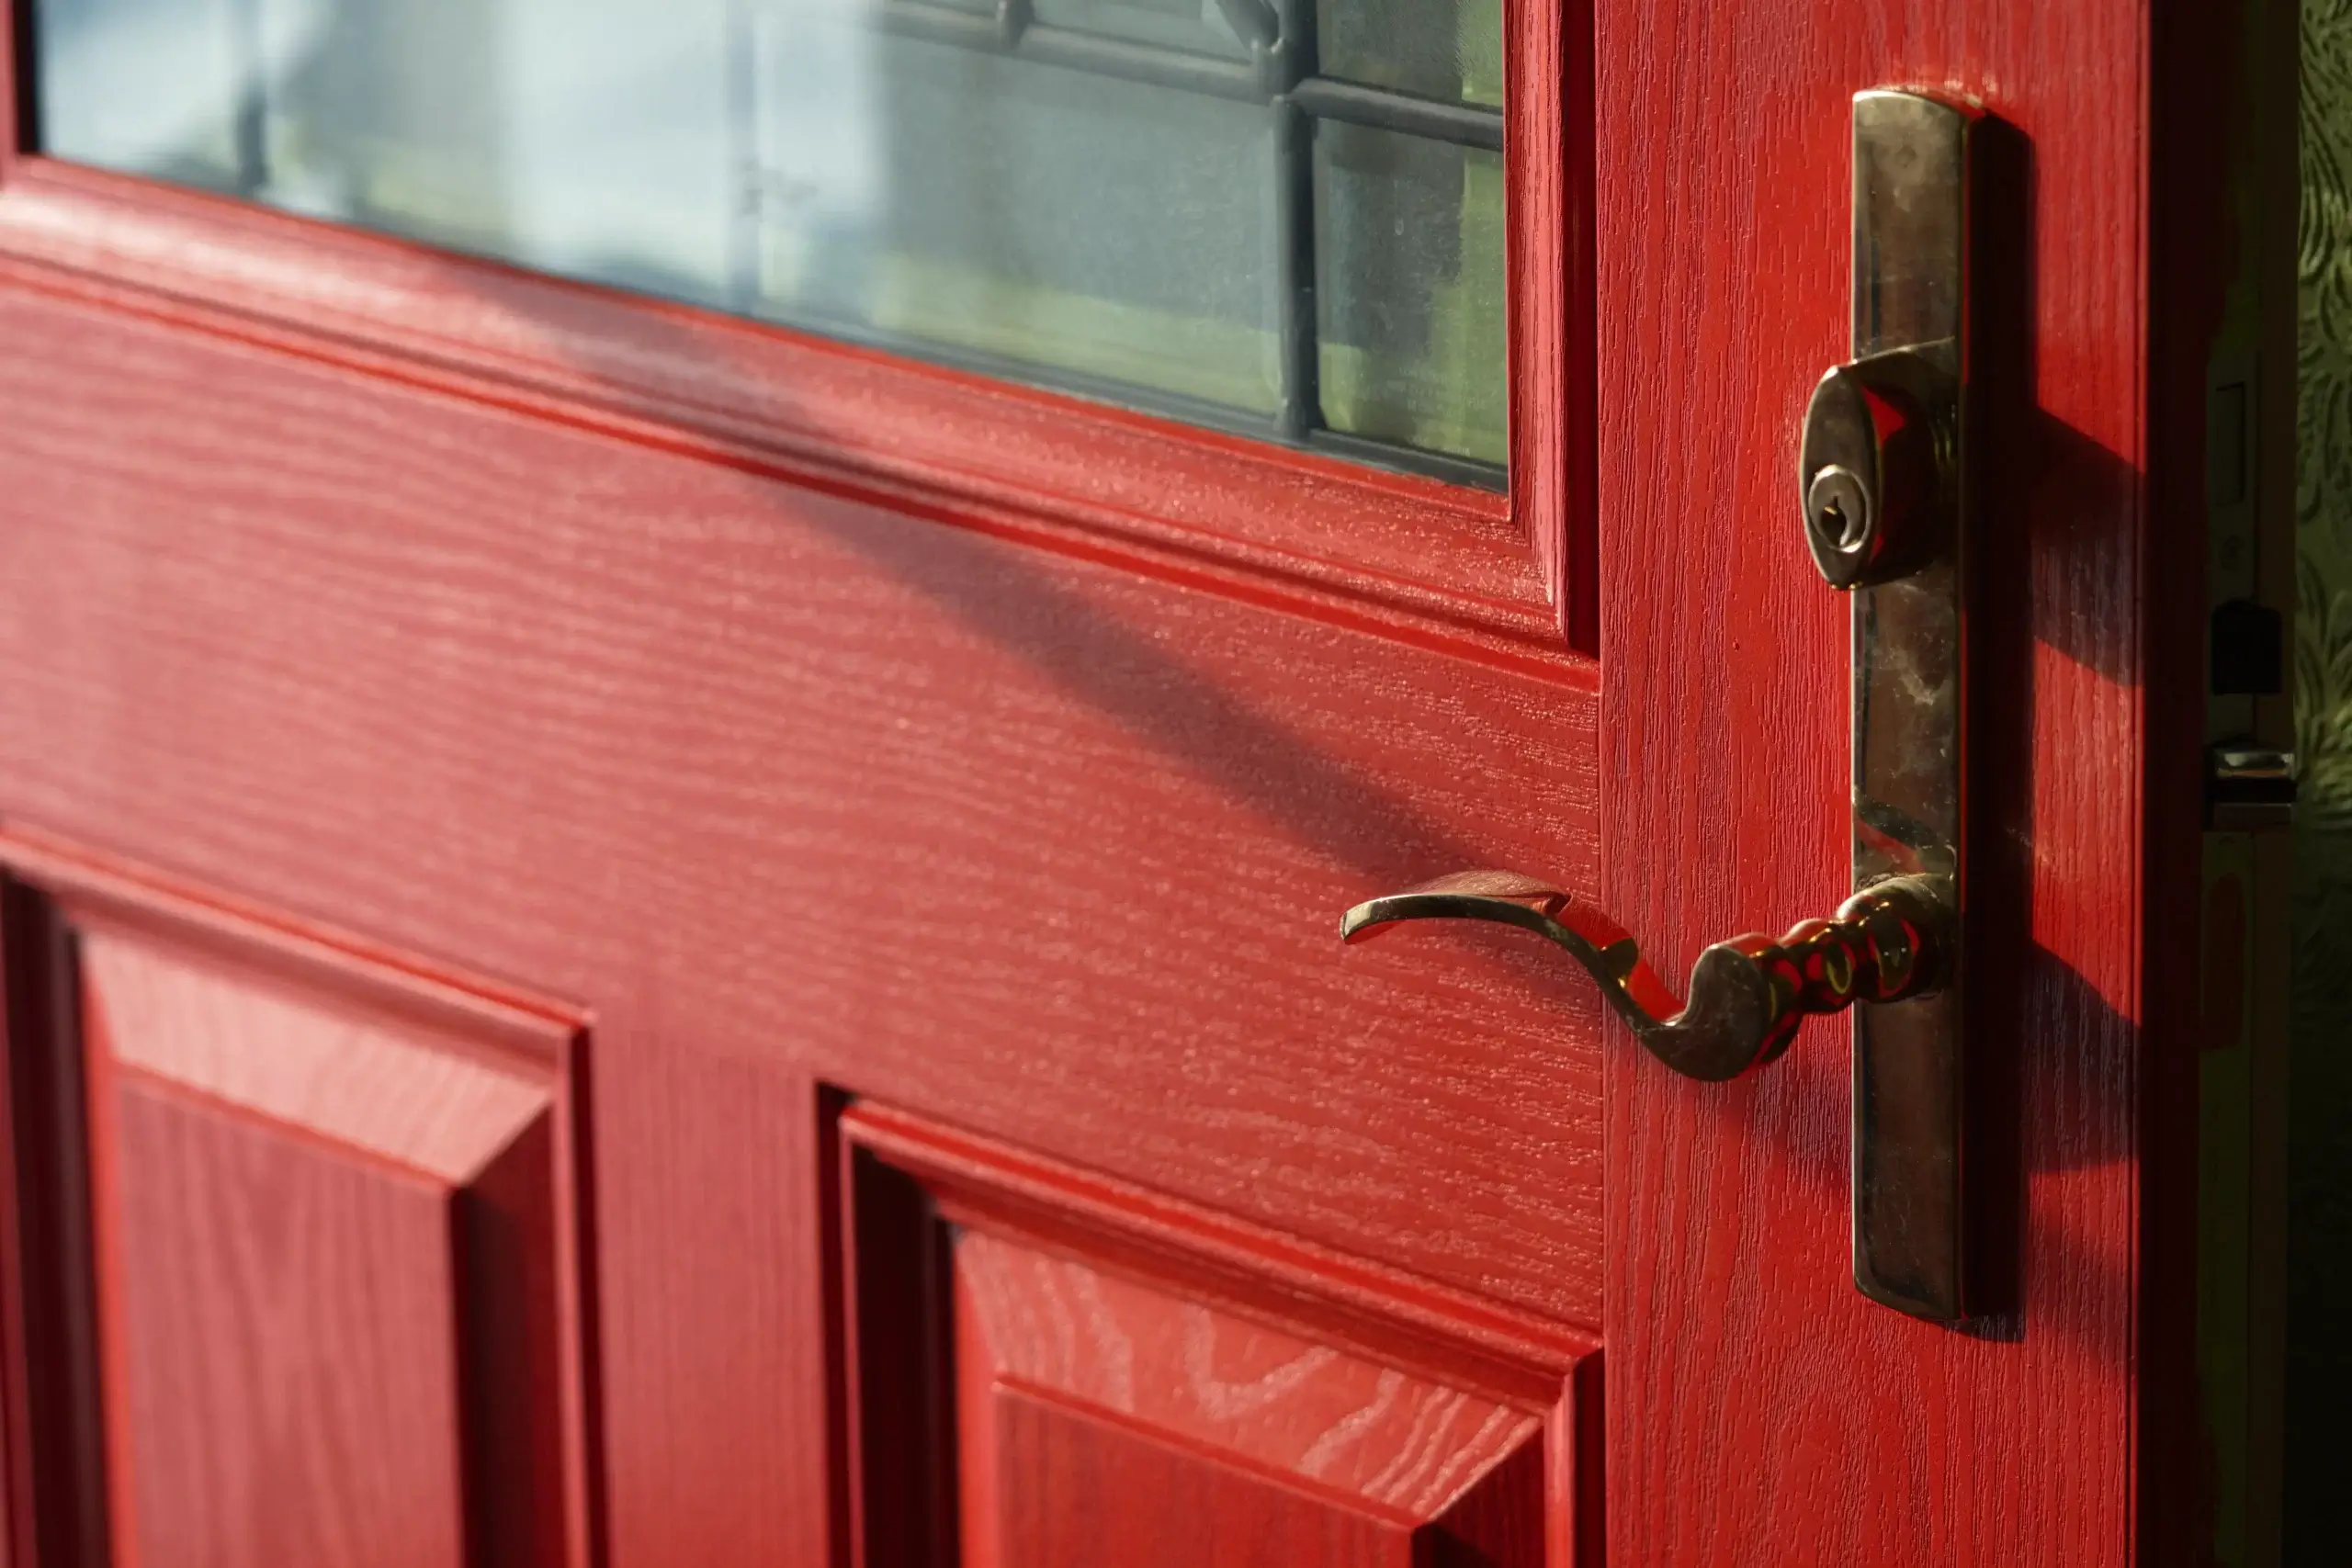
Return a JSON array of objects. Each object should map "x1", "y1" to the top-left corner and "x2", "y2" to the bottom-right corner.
[
  {"x1": 755, "y1": 28, "x2": 1280, "y2": 414},
  {"x1": 1029, "y1": 0, "x2": 1252, "y2": 60},
  {"x1": 1315, "y1": 0, "x2": 1504, "y2": 108},
  {"x1": 1314, "y1": 122, "x2": 1506, "y2": 467},
  {"x1": 34, "y1": 0, "x2": 1507, "y2": 482},
  {"x1": 273, "y1": 0, "x2": 739, "y2": 307},
  {"x1": 36, "y1": 0, "x2": 254, "y2": 194}
]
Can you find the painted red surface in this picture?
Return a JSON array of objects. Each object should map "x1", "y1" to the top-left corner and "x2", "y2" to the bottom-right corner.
[
  {"x1": 1595, "y1": 6, "x2": 2223, "y2": 1564},
  {"x1": 845, "y1": 1102, "x2": 1585, "y2": 1568},
  {"x1": 5, "y1": 839, "x2": 594, "y2": 1568},
  {"x1": 0, "y1": 0, "x2": 2231, "y2": 1561}
]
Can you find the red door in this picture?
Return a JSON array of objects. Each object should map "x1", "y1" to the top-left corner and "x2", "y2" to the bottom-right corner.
[{"x1": 0, "y1": 0, "x2": 2245, "y2": 1563}]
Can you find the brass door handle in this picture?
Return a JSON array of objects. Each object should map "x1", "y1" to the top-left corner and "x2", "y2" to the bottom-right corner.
[
  {"x1": 1337, "y1": 90, "x2": 1989, "y2": 1324},
  {"x1": 1340, "y1": 872, "x2": 1954, "y2": 1083}
]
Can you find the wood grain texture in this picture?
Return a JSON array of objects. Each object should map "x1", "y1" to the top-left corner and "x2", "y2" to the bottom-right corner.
[
  {"x1": 0, "y1": 261, "x2": 1610, "y2": 1568},
  {"x1": 0, "y1": 0, "x2": 1596, "y2": 652},
  {"x1": 0, "y1": 164, "x2": 1572, "y2": 671},
  {"x1": 0, "y1": 0, "x2": 2228, "y2": 1558},
  {"x1": 989, "y1": 1382, "x2": 1420, "y2": 1568},
  {"x1": 1594, "y1": 4, "x2": 2213, "y2": 1565},
  {"x1": 78, "y1": 929, "x2": 548, "y2": 1181},
  {"x1": 845, "y1": 1103, "x2": 1600, "y2": 1408},
  {"x1": 842, "y1": 1102, "x2": 1572, "y2": 1568},
  {"x1": 0, "y1": 6, "x2": 1615, "y2": 1555},
  {"x1": 0, "y1": 840, "x2": 597, "y2": 1568},
  {"x1": 956, "y1": 1232, "x2": 1541, "y2": 1520},
  {"x1": 101, "y1": 1080, "x2": 472, "y2": 1568}
]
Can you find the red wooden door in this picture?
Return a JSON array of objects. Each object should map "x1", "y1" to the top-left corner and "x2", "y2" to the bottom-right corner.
[{"x1": 0, "y1": 0, "x2": 2235, "y2": 1563}]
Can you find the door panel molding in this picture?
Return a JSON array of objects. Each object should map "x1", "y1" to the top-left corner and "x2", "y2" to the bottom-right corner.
[
  {"x1": 834, "y1": 1099, "x2": 1601, "y2": 1568},
  {"x1": 0, "y1": 829, "x2": 600, "y2": 1568}
]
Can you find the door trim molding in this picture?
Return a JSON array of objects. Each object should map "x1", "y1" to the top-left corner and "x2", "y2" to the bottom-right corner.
[{"x1": 0, "y1": 0, "x2": 1598, "y2": 670}]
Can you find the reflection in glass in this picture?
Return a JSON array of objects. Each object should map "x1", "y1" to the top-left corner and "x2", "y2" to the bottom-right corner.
[
  {"x1": 34, "y1": 0, "x2": 1508, "y2": 479},
  {"x1": 1315, "y1": 122, "x2": 1506, "y2": 466},
  {"x1": 1317, "y1": 0, "x2": 1504, "y2": 107},
  {"x1": 757, "y1": 31, "x2": 1281, "y2": 415},
  {"x1": 1029, "y1": 0, "x2": 1251, "y2": 60},
  {"x1": 34, "y1": 0, "x2": 256, "y2": 193}
]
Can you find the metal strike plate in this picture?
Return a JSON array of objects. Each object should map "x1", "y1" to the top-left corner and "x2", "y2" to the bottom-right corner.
[{"x1": 1835, "y1": 89, "x2": 1976, "y2": 1323}]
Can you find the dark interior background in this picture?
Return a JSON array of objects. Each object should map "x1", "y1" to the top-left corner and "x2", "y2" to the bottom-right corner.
[{"x1": 2290, "y1": 0, "x2": 2352, "y2": 1555}]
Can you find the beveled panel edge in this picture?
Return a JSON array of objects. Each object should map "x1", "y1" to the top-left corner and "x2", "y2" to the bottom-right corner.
[
  {"x1": 0, "y1": 161, "x2": 1595, "y2": 684},
  {"x1": 840, "y1": 1097, "x2": 1599, "y2": 1408},
  {"x1": 0, "y1": 823, "x2": 604, "y2": 1568},
  {"x1": 831, "y1": 1094, "x2": 1601, "y2": 1568},
  {"x1": 989, "y1": 1374, "x2": 1434, "y2": 1533},
  {"x1": 96, "y1": 1061, "x2": 546, "y2": 1196},
  {"x1": 0, "y1": 822, "x2": 587, "y2": 1066}
]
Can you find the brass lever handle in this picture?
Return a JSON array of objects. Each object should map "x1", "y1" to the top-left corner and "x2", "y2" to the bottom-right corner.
[
  {"x1": 1340, "y1": 872, "x2": 1954, "y2": 1082},
  {"x1": 1333, "y1": 90, "x2": 1986, "y2": 1323}
]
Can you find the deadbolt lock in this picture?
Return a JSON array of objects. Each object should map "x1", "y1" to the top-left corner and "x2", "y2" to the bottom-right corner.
[
  {"x1": 1339, "y1": 89, "x2": 1985, "y2": 1324},
  {"x1": 1799, "y1": 345, "x2": 1959, "y2": 590}
]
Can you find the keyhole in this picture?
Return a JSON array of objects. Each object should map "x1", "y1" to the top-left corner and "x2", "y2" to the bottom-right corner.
[
  {"x1": 1805, "y1": 465, "x2": 1872, "y2": 557},
  {"x1": 1821, "y1": 495, "x2": 1866, "y2": 550}
]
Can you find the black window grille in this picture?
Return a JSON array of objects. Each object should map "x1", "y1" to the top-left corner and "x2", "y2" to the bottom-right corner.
[{"x1": 855, "y1": 0, "x2": 1508, "y2": 490}]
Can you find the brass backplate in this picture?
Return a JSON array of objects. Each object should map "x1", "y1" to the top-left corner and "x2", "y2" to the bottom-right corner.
[{"x1": 1848, "y1": 88, "x2": 1974, "y2": 1323}]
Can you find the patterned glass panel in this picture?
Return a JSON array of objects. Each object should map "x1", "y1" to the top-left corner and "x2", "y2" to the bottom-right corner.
[
  {"x1": 1314, "y1": 122, "x2": 1506, "y2": 465},
  {"x1": 1315, "y1": 0, "x2": 1502, "y2": 108},
  {"x1": 32, "y1": 0, "x2": 1510, "y2": 483}
]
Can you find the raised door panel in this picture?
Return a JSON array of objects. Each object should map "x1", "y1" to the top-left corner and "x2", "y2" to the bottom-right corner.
[
  {"x1": 103, "y1": 1082, "x2": 474, "y2": 1568},
  {"x1": 0, "y1": 836, "x2": 594, "y2": 1568},
  {"x1": 840, "y1": 1101, "x2": 1590, "y2": 1568}
]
